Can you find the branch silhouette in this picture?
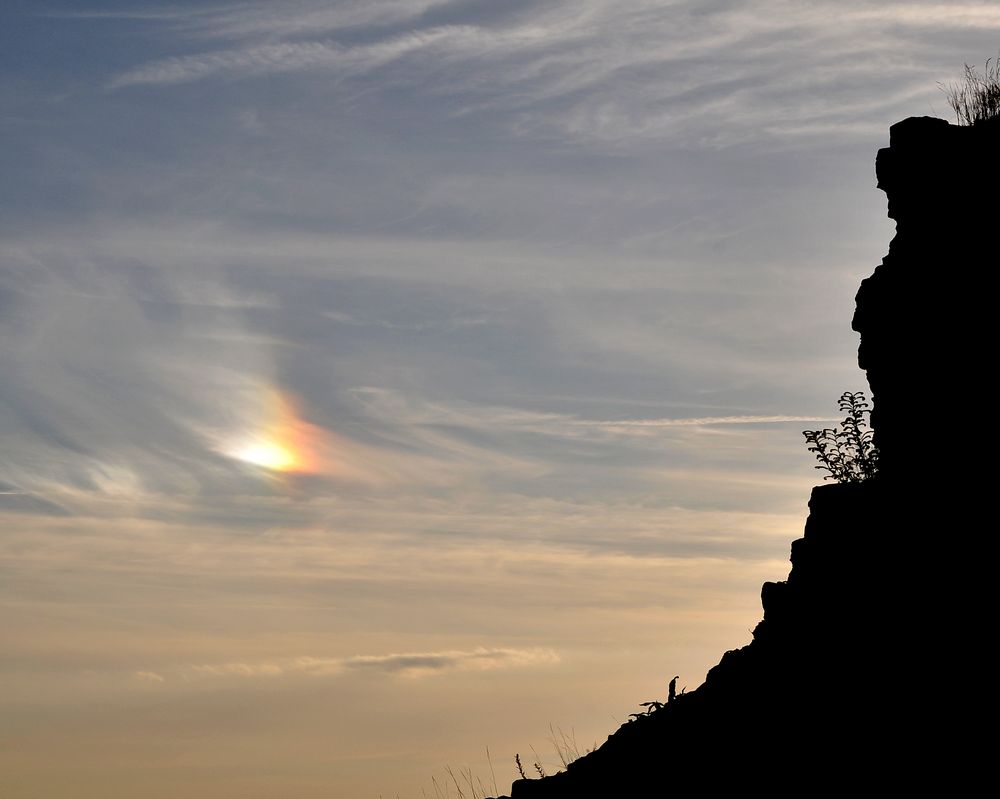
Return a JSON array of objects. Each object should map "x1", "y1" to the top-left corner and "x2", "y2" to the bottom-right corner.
[{"x1": 802, "y1": 391, "x2": 879, "y2": 483}]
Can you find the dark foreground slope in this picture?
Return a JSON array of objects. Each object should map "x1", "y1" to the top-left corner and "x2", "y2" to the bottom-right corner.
[{"x1": 495, "y1": 117, "x2": 998, "y2": 797}]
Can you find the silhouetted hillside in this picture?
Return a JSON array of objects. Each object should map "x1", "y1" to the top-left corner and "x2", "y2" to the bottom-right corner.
[{"x1": 490, "y1": 116, "x2": 997, "y2": 797}]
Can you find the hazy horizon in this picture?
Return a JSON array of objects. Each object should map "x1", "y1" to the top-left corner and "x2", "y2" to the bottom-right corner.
[{"x1": 1, "y1": 2, "x2": 994, "y2": 796}]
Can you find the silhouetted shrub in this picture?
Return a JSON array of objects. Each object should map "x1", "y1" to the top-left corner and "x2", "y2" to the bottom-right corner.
[
  {"x1": 941, "y1": 58, "x2": 1000, "y2": 125},
  {"x1": 802, "y1": 391, "x2": 879, "y2": 483}
]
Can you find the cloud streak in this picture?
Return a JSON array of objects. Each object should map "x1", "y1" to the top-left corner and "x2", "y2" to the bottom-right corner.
[
  {"x1": 110, "y1": 26, "x2": 476, "y2": 88},
  {"x1": 187, "y1": 0, "x2": 458, "y2": 41},
  {"x1": 576, "y1": 414, "x2": 838, "y2": 428},
  {"x1": 185, "y1": 648, "x2": 560, "y2": 680},
  {"x1": 104, "y1": 0, "x2": 1000, "y2": 147}
]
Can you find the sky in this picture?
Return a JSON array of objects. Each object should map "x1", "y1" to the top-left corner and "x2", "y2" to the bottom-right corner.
[{"x1": 0, "y1": 2, "x2": 993, "y2": 797}]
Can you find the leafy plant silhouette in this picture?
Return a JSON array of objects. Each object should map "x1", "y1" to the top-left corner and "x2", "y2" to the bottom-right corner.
[{"x1": 802, "y1": 391, "x2": 879, "y2": 483}]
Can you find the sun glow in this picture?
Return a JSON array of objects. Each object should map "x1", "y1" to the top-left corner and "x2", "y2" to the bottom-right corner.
[
  {"x1": 232, "y1": 440, "x2": 297, "y2": 471},
  {"x1": 224, "y1": 389, "x2": 324, "y2": 474},
  {"x1": 217, "y1": 384, "x2": 387, "y2": 483}
]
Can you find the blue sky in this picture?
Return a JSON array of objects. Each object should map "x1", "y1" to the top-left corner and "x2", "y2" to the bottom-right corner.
[{"x1": 1, "y1": 2, "x2": 993, "y2": 797}]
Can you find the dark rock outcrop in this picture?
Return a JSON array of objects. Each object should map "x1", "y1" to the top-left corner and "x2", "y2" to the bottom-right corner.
[
  {"x1": 493, "y1": 117, "x2": 996, "y2": 796},
  {"x1": 854, "y1": 115, "x2": 1000, "y2": 481}
]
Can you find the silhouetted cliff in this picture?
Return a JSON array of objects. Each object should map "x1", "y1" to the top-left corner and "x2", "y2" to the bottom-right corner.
[
  {"x1": 855, "y1": 115, "x2": 1000, "y2": 482},
  {"x1": 492, "y1": 117, "x2": 996, "y2": 797}
]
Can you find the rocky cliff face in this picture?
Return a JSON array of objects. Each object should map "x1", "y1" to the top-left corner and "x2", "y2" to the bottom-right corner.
[
  {"x1": 494, "y1": 117, "x2": 995, "y2": 797},
  {"x1": 854, "y1": 115, "x2": 1000, "y2": 481}
]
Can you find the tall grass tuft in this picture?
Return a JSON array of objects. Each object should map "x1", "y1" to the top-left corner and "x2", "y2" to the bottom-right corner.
[
  {"x1": 547, "y1": 724, "x2": 593, "y2": 769},
  {"x1": 941, "y1": 58, "x2": 1000, "y2": 125}
]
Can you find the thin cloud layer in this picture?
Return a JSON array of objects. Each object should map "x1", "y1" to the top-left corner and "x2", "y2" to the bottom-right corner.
[
  {"x1": 186, "y1": 0, "x2": 456, "y2": 40},
  {"x1": 107, "y1": 1, "x2": 1000, "y2": 144},
  {"x1": 2, "y1": 2, "x2": 991, "y2": 797},
  {"x1": 183, "y1": 648, "x2": 560, "y2": 681},
  {"x1": 110, "y1": 26, "x2": 478, "y2": 88},
  {"x1": 0, "y1": 220, "x2": 848, "y2": 526}
]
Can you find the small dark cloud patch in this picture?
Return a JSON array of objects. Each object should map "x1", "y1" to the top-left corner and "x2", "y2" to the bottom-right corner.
[{"x1": 342, "y1": 647, "x2": 559, "y2": 676}]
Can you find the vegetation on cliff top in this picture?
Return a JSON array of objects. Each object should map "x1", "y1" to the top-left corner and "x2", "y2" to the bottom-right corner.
[{"x1": 942, "y1": 57, "x2": 1000, "y2": 125}]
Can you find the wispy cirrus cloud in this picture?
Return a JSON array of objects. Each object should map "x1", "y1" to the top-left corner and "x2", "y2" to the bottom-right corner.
[
  {"x1": 110, "y1": 26, "x2": 476, "y2": 88},
  {"x1": 575, "y1": 414, "x2": 837, "y2": 428},
  {"x1": 6, "y1": 3, "x2": 992, "y2": 796},
  {"x1": 186, "y1": 0, "x2": 458, "y2": 40},
  {"x1": 48, "y1": 0, "x2": 453, "y2": 34},
  {"x1": 104, "y1": 0, "x2": 1000, "y2": 146},
  {"x1": 1, "y1": 218, "x2": 843, "y2": 523},
  {"x1": 352, "y1": 388, "x2": 836, "y2": 439}
]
